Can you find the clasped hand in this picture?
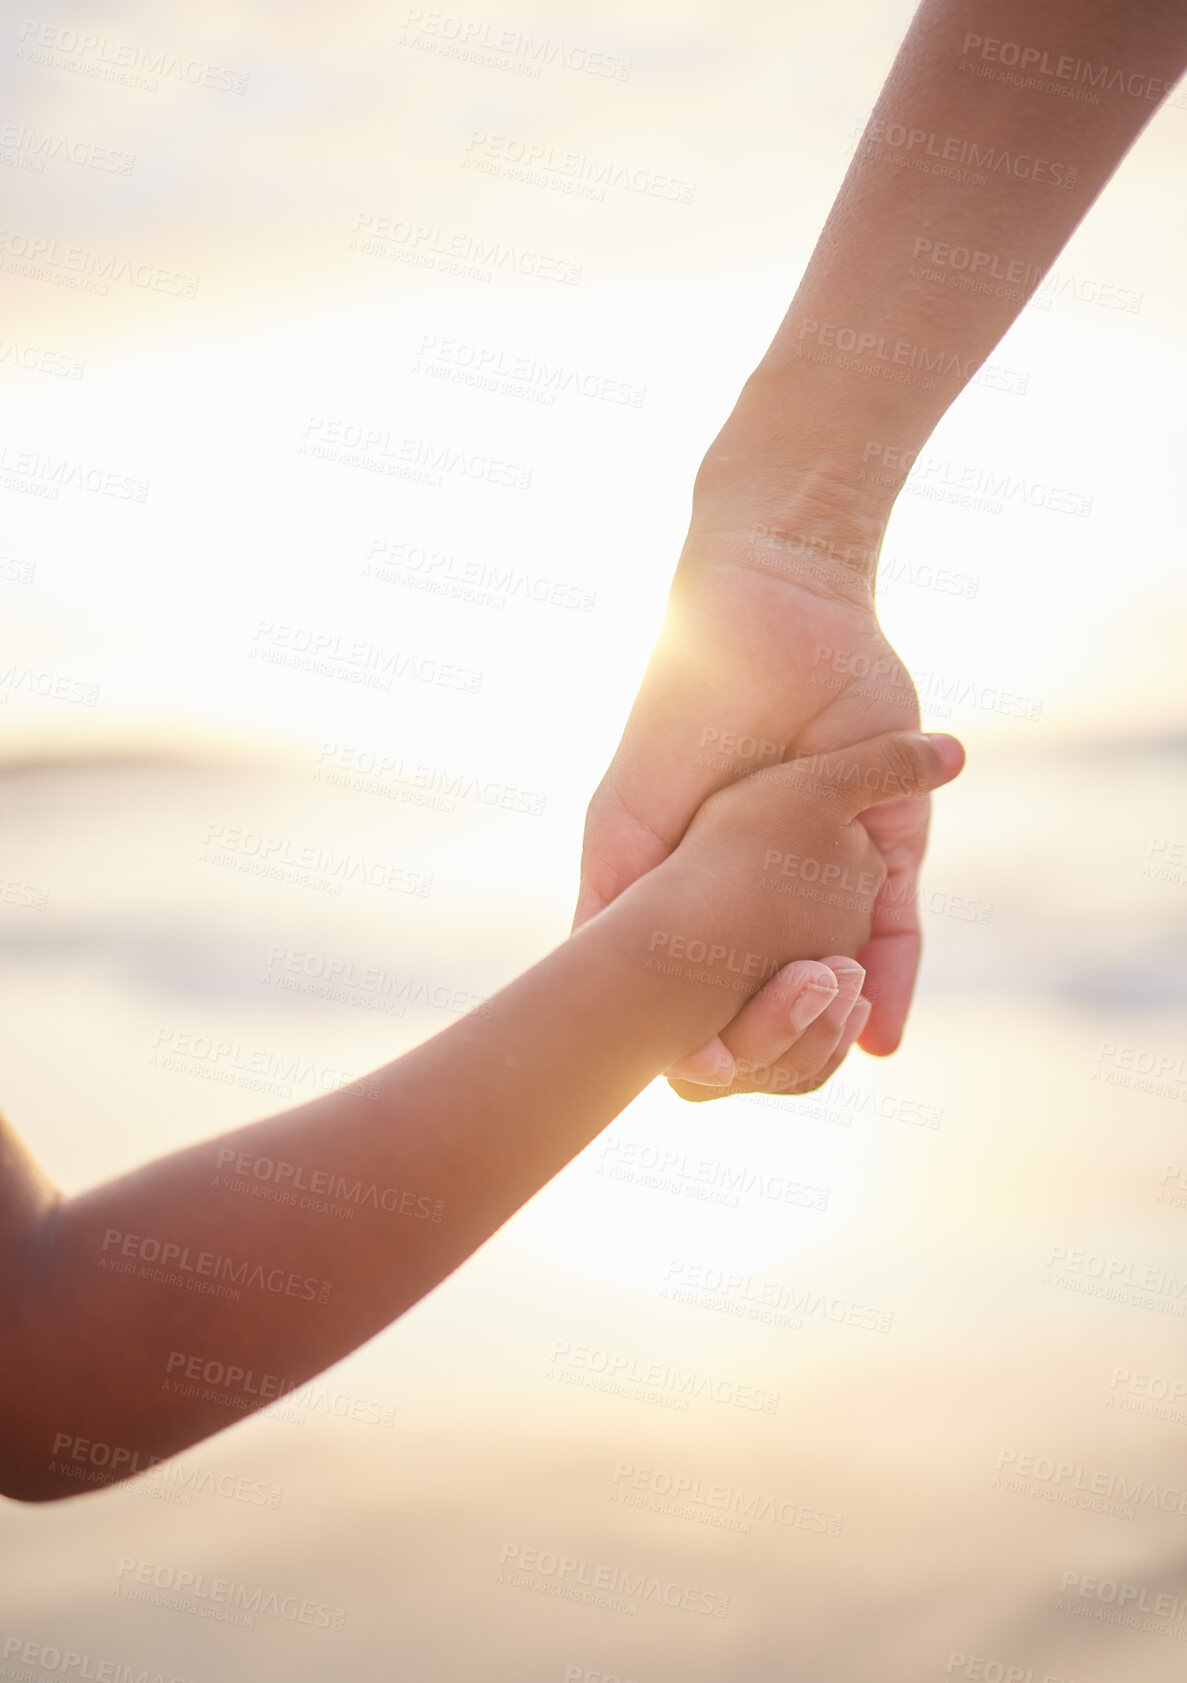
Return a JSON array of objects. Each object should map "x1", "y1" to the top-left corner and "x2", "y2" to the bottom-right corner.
[{"x1": 576, "y1": 516, "x2": 965, "y2": 1102}]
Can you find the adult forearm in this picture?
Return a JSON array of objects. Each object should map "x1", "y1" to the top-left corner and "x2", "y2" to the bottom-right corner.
[{"x1": 695, "y1": 0, "x2": 1187, "y2": 544}]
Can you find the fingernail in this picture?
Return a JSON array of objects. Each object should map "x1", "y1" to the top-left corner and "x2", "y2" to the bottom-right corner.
[
  {"x1": 831, "y1": 961, "x2": 865, "y2": 999},
  {"x1": 838, "y1": 997, "x2": 872, "y2": 1052},
  {"x1": 675, "y1": 1042, "x2": 736, "y2": 1087},
  {"x1": 923, "y1": 733, "x2": 965, "y2": 777},
  {"x1": 789, "y1": 977, "x2": 837, "y2": 1034}
]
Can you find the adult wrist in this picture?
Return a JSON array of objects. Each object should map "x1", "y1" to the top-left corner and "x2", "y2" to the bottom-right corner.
[
  {"x1": 685, "y1": 354, "x2": 932, "y2": 593},
  {"x1": 681, "y1": 460, "x2": 887, "y2": 609}
]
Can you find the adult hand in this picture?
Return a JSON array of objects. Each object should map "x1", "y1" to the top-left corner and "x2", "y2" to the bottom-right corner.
[{"x1": 576, "y1": 491, "x2": 958, "y2": 1096}]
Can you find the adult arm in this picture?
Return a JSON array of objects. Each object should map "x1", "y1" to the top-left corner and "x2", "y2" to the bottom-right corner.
[{"x1": 582, "y1": 0, "x2": 1187, "y2": 1090}]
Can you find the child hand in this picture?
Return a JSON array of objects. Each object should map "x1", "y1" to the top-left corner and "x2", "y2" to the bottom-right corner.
[
  {"x1": 666, "y1": 953, "x2": 868, "y2": 1102},
  {"x1": 653, "y1": 729, "x2": 964, "y2": 1099}
]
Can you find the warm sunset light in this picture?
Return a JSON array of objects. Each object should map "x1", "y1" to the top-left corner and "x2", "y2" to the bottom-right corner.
[{"x1": 2, "y1": 2, "x2": 1186, "y2": 1679}]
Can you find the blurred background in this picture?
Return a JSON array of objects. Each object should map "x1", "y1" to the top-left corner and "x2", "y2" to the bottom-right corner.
[{"x1": 2, "y1": 0, "x2": 1187, "y2": 1677}]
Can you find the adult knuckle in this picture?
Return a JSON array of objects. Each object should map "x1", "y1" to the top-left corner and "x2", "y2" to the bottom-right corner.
[
  {"x1": 879, "y1": 732, "x2": 926, "y2": 799},
  {"x1": 865, "y1": 844, "x2": 890, "y2": 893}
]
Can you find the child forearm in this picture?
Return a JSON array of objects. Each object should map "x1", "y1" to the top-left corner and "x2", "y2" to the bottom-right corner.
[
  {"x1": 0, "y1": 861, "x2": 753, "y2": 1500},
  {"x1": 1, "y1": 726, "x2": 959, "y2": 1501}
]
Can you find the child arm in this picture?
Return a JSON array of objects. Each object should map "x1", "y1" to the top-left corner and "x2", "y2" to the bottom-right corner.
[{"x1": 0, "y1": 730, "x2": 960, "y2": 1500}]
